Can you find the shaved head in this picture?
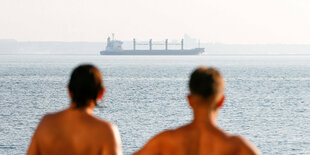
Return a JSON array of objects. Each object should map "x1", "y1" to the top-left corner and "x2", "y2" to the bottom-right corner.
[{"x1": 189, "y1": 67, "x2": 224, "y2": 100}]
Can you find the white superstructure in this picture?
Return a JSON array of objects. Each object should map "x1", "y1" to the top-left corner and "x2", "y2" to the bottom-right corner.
[{"x1": 106, "y1": 36, "x2": 123, "y2": 51}]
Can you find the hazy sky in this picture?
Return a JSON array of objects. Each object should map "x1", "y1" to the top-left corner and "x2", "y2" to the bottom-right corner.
[{"x1": 1, "y1": 0, "x2": 310, "y2": 43}]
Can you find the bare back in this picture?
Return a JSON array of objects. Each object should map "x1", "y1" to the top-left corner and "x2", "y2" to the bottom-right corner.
[
  {"x1": 27, "y1": 108, "x2": 122, "y2": 155},
  {"x1": 134, "y1": 123, "x2": 258, "y2": 155}
]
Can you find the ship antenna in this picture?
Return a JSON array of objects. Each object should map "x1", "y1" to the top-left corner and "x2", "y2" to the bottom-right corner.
[{"x1": 112, "y1": 33, "x2": 115, "y2": 40}]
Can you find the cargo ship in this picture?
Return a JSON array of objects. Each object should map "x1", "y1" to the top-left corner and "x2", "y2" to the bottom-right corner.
[{"x1": 100, "y1": 35, "x2": 204, "y2": 55}]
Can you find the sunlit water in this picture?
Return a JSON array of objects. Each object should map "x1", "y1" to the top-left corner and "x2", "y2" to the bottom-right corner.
[{"x1": 0, "y1": 55, "x2": 309, "y2": 155}]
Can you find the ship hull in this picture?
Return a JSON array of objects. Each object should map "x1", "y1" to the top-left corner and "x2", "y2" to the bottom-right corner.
[{"x1": 100, "y1": 48, "x2": 204, "y2": 55}]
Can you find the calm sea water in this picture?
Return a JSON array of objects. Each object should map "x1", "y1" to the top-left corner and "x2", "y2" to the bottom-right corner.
[{"x1": 0, "y1": 55, "x2": 309, "y2": 155}]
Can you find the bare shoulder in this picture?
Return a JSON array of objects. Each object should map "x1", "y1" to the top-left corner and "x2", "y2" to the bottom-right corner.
[
  {"x1": 149, "y1": 125, "x2": 191, "y2": 143},
  {"x1": 26, "y1": 112, "x2": 63, "y2": 154},
  {"x1": 134, "y1": 128, "x2": 182, "y2": 155},
  {"x1": 100, "y1": 121, "x2": 120, "y2": 139},
  {"x1": 144, "y1": 129, "x2": 174, "y2": 146},
  {"x1": 94, "y1": 120, "x2": 122, "y2": 155},
  {"x1": 230, "y1": 136, "x2": 261, "y2": 155},
  {"x1": 40, "y1": 109, "x2": 69, "y2": 121},
  {"x1": 89, "y1": 117, "x2": 121, "y2": 143},
  {"x1": 151, "y1": 127, "x2": 181, "y2": 144},
  {"x1": 89, "y1": 116, "x2": 118, "y2": 133},
  {"x1": 36, "y1": 112, "x2": 61, "y2": 129}
]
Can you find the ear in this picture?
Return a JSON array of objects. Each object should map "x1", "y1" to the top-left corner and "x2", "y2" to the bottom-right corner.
[
  {"x1": 97, "y1": 87, "x2": 105, "y2": 100},
  {"x1": 217, "y1": 95, "x2": 225, "y2": 109},
  {"x1": 187, "y1": 94, "x2": 194, "y2": 108},
  {"x1": 67, "y1": 86, "x2": 73, "y2": 99}
]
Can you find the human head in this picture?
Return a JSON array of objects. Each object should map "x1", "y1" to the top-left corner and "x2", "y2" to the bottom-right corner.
[
  {"x1": 68, "y1": 64, "x2": 104, "y2": 108},
  {"x1": 188, "y1": 66, "x2": 225, "y2": 110}
]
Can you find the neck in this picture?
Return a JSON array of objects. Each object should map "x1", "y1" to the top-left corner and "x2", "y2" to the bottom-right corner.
[
  {"x1": 69, "y1": 101, "x2": 96, "y2": 115},
  {"x1": 192, "y1": 106, "x2": 217, "y2": 127}
]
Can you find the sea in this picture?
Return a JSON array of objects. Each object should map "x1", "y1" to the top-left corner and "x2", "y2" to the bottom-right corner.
[{"x1": 0, "y1": 54, "x2": 309, "y2": 155}]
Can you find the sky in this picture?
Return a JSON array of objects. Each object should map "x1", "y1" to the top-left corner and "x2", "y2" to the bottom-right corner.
[{"x1": 0, "y1": 0, "x2": 310, "y2": 44}]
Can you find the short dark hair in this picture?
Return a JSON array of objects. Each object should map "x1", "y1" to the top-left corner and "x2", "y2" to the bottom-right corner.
[
  {"x1": 68, "y1": 64, "x2": 103, "y2": 108},
  {"x1": 189, "y1": 67, "x2": 223, "y2": 99}
]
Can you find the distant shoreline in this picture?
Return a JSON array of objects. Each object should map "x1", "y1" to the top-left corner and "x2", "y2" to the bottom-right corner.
[{"x1": 1, "y1": 40, "x2": 310, "y2": 55}]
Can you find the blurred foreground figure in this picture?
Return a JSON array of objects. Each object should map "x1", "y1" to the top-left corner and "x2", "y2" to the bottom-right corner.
[
  {"x1": 27, "y1": 64, "x2": 122, "y2": 155},
  {"x1": 134, "y1": 67, "x2": 260, "y2": 155}
]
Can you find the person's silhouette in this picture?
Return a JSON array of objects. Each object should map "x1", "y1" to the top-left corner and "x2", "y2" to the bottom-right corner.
[
  {"x1": 134, "y1": 67, "x2": 260, "y2": 155},
  {"x1": 27, "y1": 64, "x2": 122, "y2": 155}
]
